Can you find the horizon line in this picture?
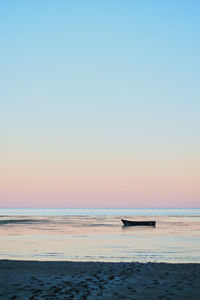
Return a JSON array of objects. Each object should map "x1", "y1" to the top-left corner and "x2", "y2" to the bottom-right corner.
[{"x1": 0, "y1": 207, "x2": 200, "y2": 209}]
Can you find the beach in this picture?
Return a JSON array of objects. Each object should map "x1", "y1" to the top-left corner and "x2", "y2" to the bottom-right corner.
[
  {"x1": 1, "y1": 209, "x2": 200, "y2": 299},
  {"x1": 0, "y1": 260, "x2": 200, "y2": 299}
]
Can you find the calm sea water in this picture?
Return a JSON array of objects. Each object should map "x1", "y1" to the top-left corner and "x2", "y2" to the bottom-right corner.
[{"x1": 0, "y1": 208, "x2": 200, "y2": 263}]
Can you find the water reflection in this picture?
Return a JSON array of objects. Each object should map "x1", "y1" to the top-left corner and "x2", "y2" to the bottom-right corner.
[{"x1": 0, "y1": 211, "x2": 200, "y2": 262}]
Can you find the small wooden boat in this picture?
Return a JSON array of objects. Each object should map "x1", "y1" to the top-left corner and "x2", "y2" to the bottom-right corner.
[{"x1": 121, "y1": 219, "x2": 156, "y2": 227}]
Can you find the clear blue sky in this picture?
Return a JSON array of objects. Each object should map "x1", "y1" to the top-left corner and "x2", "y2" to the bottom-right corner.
[{"x1": 0, "y1": 1, "x2": 200, "y2": 208}]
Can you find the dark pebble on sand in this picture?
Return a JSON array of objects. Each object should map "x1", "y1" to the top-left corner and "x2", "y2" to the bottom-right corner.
[
  {"x1": 64, "y1": 281, "x2": 72, "y2": 285},
  {"x1": 34, "y1": 288, "x2": 42, "y2": 294},
  {"x1": 53, "y1": 287, "x2": 62, "y2": 293}
]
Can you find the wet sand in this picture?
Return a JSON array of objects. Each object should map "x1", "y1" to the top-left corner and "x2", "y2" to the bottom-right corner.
[{"x1": 0, "y1": 260, "x2": 200, "y2": 299}]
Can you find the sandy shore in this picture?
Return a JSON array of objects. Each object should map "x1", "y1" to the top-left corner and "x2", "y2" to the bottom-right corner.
[{"x1": 0, "y1": 260, "x2": 199, "y2": 299}]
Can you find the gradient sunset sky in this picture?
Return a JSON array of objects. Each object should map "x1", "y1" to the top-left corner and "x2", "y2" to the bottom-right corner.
[{"x1": 1, "y1": 1, "x2": 200, "y2": 208}]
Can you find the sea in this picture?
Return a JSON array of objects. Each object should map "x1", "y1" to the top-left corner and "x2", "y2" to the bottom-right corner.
[{"x1": 0, "y1": 208, "x2": 200, "y2": 263}]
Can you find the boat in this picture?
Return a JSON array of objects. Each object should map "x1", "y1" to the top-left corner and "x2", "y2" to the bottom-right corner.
[{"x1": 121, "y1": 219, "x2": 156, "y2": 227}]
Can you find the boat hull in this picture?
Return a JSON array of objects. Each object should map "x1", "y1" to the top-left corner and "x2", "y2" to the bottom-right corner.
[{"x1": 121, "y1": 219, "x2": 156, "y2": 227}]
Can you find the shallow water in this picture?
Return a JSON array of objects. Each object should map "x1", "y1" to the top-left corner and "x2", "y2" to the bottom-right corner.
[{"x1": 0, "y1": 208, "x2": 200, "y2": 262}]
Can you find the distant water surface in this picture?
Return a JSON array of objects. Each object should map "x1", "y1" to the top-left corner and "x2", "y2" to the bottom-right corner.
[{"x1": 0, "y1": 208, "x2": 200, "y2": 263}]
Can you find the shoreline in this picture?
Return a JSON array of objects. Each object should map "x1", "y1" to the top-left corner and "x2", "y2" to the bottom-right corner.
[{"x1": 0, "y1": 260, "x2": 200, "y2": 299}]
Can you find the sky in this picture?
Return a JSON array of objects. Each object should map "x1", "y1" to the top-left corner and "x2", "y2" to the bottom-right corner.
[{"x1": 0, "y1": 0, "x2": 200, "y2": 208}]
